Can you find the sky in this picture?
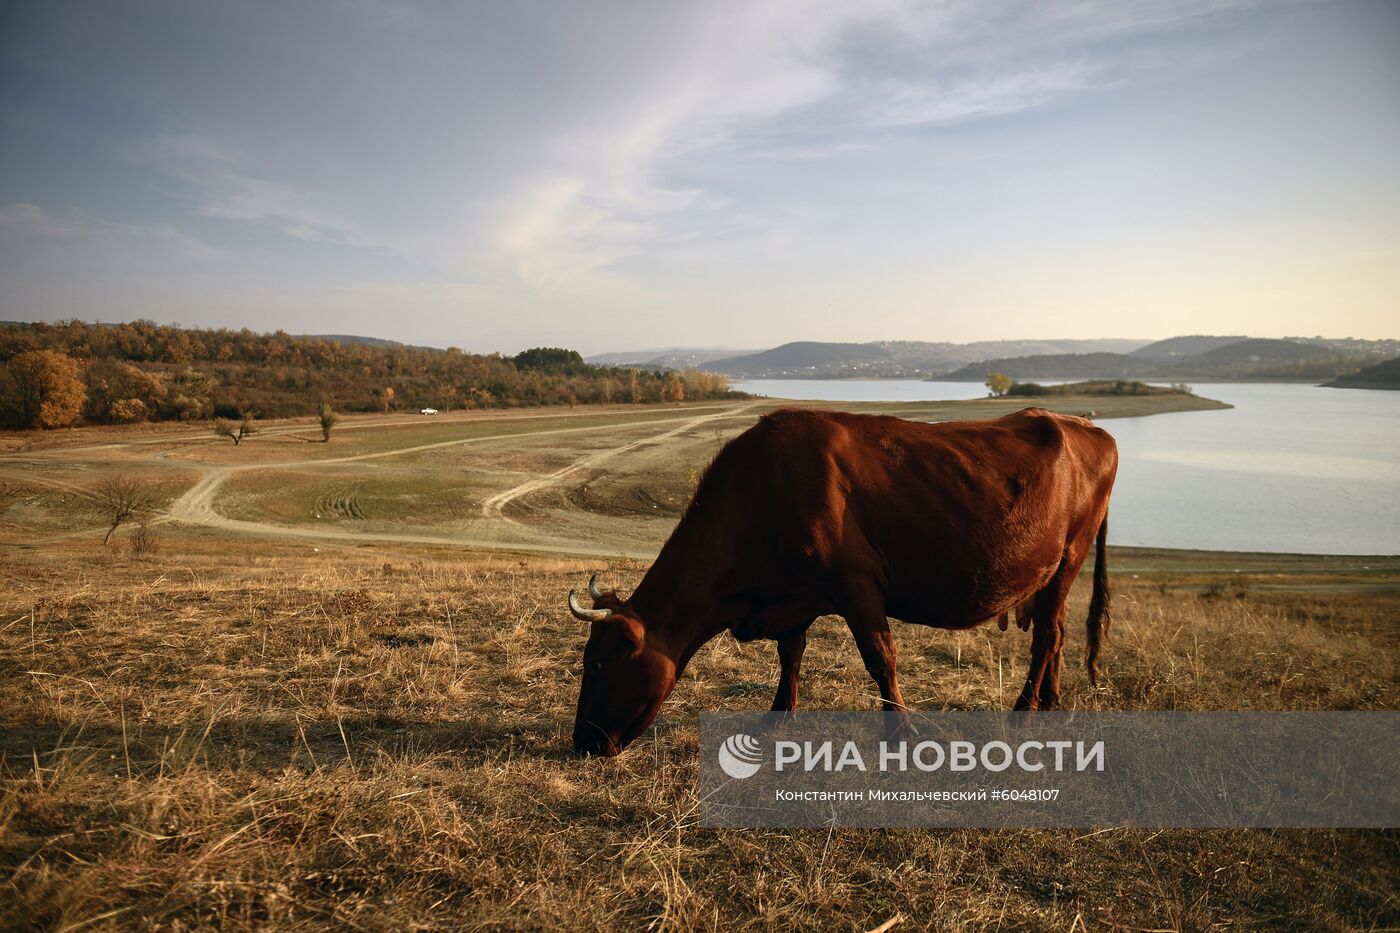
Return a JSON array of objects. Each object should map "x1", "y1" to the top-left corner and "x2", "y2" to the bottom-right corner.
[{"x1": 1, "y1": 0, "x2": 1397, "y2": 354}]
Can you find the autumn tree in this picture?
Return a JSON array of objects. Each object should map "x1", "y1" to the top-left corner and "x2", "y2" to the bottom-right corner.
[
  {"x1": 664, "y1": 371, "x2": 685, "y2": 402},
  {"x1": 985, "y1": 371, "x2": 1014, "y2": 397},
  {"x1": 85, "y1": 360, "x2": 164, "y2": 423},
  {"x1": 1, "y1": 350, "x2": 86, "y2": 428},
  {"x1": 318, "y1": 403, "x2": 340, "y2": 442},
  {"x1": 163, "y1": 368, "x2": 217, "y2": 420}
]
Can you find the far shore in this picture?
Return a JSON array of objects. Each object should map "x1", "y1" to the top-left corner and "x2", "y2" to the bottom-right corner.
[{"x1": 735, "y1": 375, "x2": 1355, "y2": 385}]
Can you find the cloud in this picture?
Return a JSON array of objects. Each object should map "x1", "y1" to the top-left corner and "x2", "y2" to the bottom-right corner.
[
  {"x1": 129, "y1": 135, "x2": 364, "y2": 244},
  {"x1": 489, "y1": 175, "x2": 650, "y2": 290},
  {"x1": 479, "y1": 0, "x2": 1245, "y2": 293},
  {"x1": 0, "y1": 202, "x2": 225, "y2": 265},
  {"x1": 479, "y1": 0, "x2": 867, "y2": 291},
  {"x1": 0, "y1": 203, "x2": 240, "y2": 321},
  {"x1": 863, "y1": 61, "x2": 1106, "y2": 127}
]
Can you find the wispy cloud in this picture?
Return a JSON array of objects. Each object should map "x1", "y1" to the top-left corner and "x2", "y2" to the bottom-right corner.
[
  {"x1": 862, "y1": 61, "x2": 1106, "y2": 127},
  {"x1": 129, "y1": 135, "x2": 364, "y2": 244},
  {"x1": 481, "y1": 0, "x2": 1244, "y2": 293},
  {"x1": 0, "y1": 202, "x2": 225, "y2": 262}
]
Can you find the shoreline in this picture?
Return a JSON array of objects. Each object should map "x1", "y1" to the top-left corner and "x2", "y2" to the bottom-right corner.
[{"x1": 736, "y1": 376, "x2": 1356, "y2": 385}]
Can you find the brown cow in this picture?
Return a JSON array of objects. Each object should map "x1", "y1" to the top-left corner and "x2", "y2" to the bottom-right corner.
[{"x1": 570, "y1": 407, "x2": 1117, "y2": 756}]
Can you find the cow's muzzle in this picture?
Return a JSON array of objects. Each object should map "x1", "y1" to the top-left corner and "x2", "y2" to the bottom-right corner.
[{"x1": 573, "y1": 721, "x2": 620, "y2": 757}]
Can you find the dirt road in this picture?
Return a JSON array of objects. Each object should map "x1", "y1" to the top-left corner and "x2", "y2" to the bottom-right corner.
[
  {"x1": 52, "y1": 401, "x2": 766, "y2": 558},
  {"x1": 480, "y1": 402, "x2": 759, "y2": 520}
]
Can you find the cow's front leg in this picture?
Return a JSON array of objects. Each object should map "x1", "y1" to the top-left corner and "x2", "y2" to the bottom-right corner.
[
  {"x1": 771, "y1": 631, "x2": 808, "y2": 712},
  {"x1": 846, "y1": 613, "x2": 916, "y2": 739}
]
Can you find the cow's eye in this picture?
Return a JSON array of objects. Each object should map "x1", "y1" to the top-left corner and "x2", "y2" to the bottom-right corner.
[{"x1": 590, "y1": 661, "x2": 603, "y2": 673}]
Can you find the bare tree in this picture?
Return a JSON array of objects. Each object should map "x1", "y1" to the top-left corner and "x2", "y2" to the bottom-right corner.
[
  {"x1": 214, "y1": 414, "x2": 258, "y2": 445},
  {"x1": 91, "y1": 476, "x2": 154, "y2": 544}
]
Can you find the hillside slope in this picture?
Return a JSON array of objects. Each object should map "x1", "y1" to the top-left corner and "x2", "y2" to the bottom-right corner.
[
  {"x1": 1195, "y1": 338, "x2": 1335, "y2": 364},
  {"x1": 699, "y1": 338, "x2": 1151, "y2": 377},
  {"x1": 1132, "y1": 335, "x2": 1248, "y2": 358},
  {"x1": 1326, "y1": 356, "x2": 1400, "y2": 389},
  {"x1": 0, "y1": 320, "x2": 736, "y2": 428}
]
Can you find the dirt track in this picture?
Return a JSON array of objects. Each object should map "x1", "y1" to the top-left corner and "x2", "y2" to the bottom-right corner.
[
  {"x1": 2, "y1": 392, "x2": 1235, "y2": 559},
  {"x1": 3, "y1": 402, "x2": 764, "y2": 558},
  {"x1": 479, "y1": 402, "x2": 759, "y2": 521}
]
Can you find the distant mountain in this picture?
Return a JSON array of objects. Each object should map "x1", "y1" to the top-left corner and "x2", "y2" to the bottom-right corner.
[
  {"x1": 943, "y1": 337, "x2": 1379, "y2": 382},
  {"x1": 1193, "y1": 338, "x2": 1335, "y2": 364},
  {"x1": 1299, "y1": 336, "x2": 1400, "y2": 356},
  {"x1": 585, "y1": 346, "x2": 763, "y2": 369},
  {"x1": 1326, "y1": 356, "x2": 1400, "y2": 390},
  {"x1": 300, "y1": 333, "x2": 442, "y2": 351},
  {"x1": 695, "y1": 338, "x2": 1152, "y2": 378},
  {"x1": 973, "y1": 338, "x2": 1149, "y2": 355},
  {"x1": 1132, "y1": 335, "x2": 1248, "y2": 359},
  {"x1": 706, "y1": 341, "x2": 893, "y2": 376},
  {"x1": 944, "y1": 353, "x2": 1159, "y2": 381}
]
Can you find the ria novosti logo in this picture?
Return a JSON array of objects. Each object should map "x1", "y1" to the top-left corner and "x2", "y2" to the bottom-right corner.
[{"x1": 717, "y1": 733, "x2": 764, "y2": 779}]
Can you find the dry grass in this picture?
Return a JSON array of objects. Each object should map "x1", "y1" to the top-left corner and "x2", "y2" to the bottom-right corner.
[{"x1": 2, "y1": 537, "x2": 1397, "y2": 931}]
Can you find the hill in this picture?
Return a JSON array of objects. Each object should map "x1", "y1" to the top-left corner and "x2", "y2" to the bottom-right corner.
[
  {"x1": 586, "y1": 346, "x2": 764, "y2": 369},
  {"x1": 299, "y1": 333, "x2": 442, "y2": 352},
  {"x1": 946, "y1": 352, "x2": 1159, "y2": 381},
  {"x1": 698, "y1": 338, "x2": 1150, "y2": 378},
  {"x1": 1194, "y1": 338, "x2": 1335, "y2": 364},
  {"x1": 1132, "y1": 335, "x2": 1248, "y2": 358},
  {"x1": 1326, "y1": 355, "x2": 1400, "y2": 390},
  {"x1": 705, "y1": 341, "x2": 892, "y2": 376},
  {"x1": 672, "y1": 335, "x2": 1397, "y2": 381},
  {"x1": 944, "y1": 337, "x2": 1384, "y2": 382},
  {"x1": 0, "y1": 320, "x2": 736, "y2": 429}
]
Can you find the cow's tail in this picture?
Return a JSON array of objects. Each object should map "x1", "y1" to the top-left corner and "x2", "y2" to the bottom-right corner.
[{"x1": 1085, "y1": 514, "x2": 1110, "y2": 687}]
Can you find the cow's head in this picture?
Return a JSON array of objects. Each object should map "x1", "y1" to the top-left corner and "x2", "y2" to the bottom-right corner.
[{"x1": 569, "y1": 575, "x2": 676, "y2": 756}]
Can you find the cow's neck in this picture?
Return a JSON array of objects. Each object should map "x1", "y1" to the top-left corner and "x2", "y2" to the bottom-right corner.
[{"x1": 629, "y1": 533, "x2": 736, "y2": 673}]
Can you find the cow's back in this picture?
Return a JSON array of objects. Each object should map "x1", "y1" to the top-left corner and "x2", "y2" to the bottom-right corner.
[{"x1": 720, "y1": 408, "x2": 1116, "y2": 627}]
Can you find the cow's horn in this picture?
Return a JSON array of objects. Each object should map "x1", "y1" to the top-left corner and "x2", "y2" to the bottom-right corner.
[
  {"x1": 588, "y1": 574, "x2": 604, "y2": 600},
  {"x1": 569, "y1": 589, "x2": 612, "y2": 622}
]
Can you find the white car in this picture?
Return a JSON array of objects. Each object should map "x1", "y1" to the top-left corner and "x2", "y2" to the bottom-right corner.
[{"x1": 420, "y1": 407, "x2": 439, "y2": 415}]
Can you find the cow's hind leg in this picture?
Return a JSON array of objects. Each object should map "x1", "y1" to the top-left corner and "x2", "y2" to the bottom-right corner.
[
  {"x1": 771, "y1": 629, "x2": 809, "y2": 712},
  {"x1": 1014, "y1": 577, "x2": 1071, "y2": 711}
]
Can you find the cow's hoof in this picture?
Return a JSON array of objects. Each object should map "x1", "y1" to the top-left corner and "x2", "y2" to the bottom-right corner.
[{"x1": 881, "y1": 712, "x2": 919, "y2": 743}]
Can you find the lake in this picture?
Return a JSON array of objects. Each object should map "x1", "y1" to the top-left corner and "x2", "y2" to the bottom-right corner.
[{"x1": 732, "y1": 379, "x2": 1400, "y2": 556}]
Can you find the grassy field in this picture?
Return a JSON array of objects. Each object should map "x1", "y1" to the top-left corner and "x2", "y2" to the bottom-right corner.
[{"x1": 3, "y1": 392, "x2": 1397, "y2": 931}]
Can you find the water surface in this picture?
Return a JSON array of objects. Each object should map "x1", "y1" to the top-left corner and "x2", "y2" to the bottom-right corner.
[{"x1": 733, "y1": 379, "x2": 1399, "y2": 555}]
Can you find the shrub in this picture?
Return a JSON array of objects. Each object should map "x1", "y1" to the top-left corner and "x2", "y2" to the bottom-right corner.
[{"x1": 129, "y1": 521, "x2": 159, "y2": 558}]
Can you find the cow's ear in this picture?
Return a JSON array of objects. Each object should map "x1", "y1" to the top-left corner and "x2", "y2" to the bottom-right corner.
[{"x1": 617, "y1": 617, "x2": 645, "y2": 657}]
